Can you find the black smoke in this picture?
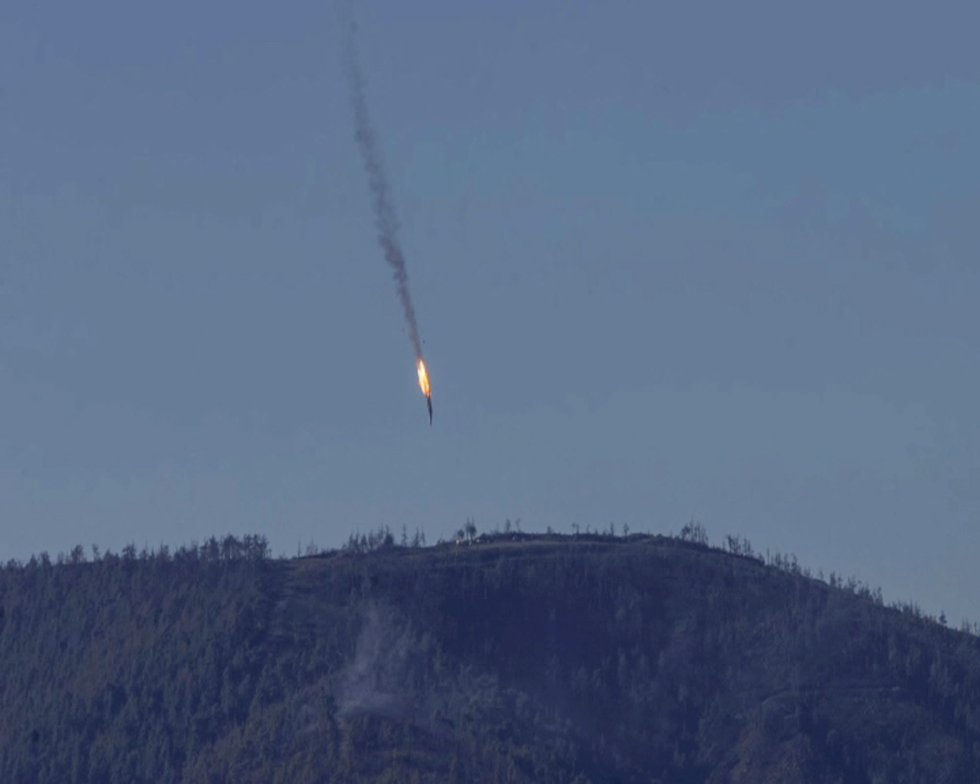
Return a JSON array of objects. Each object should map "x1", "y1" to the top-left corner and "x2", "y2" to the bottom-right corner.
[{"x1": 342, "y1": 6, "x2": 424, "y2": 360}]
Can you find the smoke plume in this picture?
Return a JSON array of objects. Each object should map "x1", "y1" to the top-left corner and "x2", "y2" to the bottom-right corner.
[
  {"x1": 336, "y1": 605, "x2": 413, "y2": 720},
  {"x1": 342, "y1": 7, "x2": 424, "y2": 359}
]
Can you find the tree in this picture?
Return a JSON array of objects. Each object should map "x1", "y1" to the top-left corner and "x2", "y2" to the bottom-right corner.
[{"x1": 679, "y1": 521, "x2": 708, "y2": 546}]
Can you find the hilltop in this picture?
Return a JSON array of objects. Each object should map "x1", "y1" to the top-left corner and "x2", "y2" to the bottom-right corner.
[{"x1": 1, "y1": 530, "x2": 978, "y2": 783}]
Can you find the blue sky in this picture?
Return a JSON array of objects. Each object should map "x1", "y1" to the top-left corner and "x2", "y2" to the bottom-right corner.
[{"x1": 1, "y1": 1, "x2": 978, "y2": 622}]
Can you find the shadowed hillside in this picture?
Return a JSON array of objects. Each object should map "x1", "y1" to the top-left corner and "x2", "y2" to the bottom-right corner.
[{"x1": 1, "y1": 531, "x2": 978, "y2": 783}]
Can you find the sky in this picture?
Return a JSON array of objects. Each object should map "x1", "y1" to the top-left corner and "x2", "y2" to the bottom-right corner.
[{"x1": 1, "y1": 1, "x2": 978, "y2": 623}]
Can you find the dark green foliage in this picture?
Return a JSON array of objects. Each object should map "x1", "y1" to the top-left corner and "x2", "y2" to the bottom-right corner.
[{"x1": 1, "y1": 533, "x2": 978, "y2": 782}]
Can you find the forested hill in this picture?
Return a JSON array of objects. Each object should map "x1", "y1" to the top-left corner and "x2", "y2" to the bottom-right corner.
[{"x1": 1, "y1": 532, "x2": 979, "y2": 783}]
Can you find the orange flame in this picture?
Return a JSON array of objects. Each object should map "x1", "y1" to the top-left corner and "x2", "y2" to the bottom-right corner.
[{"x1": 416, "y1": 358, "x2": 431, "y2": 398}]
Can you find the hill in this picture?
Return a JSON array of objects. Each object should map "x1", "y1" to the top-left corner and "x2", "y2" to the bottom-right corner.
[{"x1": 1, "y1": 531, "x2": 978, "y2": 783}]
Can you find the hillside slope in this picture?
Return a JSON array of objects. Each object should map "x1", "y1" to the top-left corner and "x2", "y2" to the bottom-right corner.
[{"x1": 1, "y1": 533, "x2": 978, "y2": 783}]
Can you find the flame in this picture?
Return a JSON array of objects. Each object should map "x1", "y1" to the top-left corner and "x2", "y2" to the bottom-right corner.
[{"x1": 416, "y1": 358, "x2": 431, "y2": 398}]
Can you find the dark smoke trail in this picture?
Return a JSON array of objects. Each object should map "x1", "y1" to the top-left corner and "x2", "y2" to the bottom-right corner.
[{"x1": 341, "y1": 6, "x2": 424, "y2": 360}]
